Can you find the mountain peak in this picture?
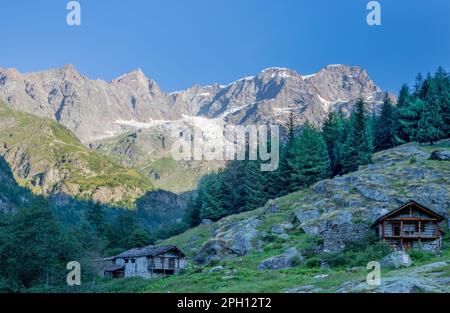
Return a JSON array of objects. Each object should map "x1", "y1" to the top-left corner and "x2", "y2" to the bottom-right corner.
[{"x1": 113, "y1": 68, "x2": 149, "y2": 84}]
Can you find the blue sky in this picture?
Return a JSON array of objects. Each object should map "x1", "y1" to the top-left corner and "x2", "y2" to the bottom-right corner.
[{"x1": 0, "y1": 0, "x2": 449, "y2": 93}]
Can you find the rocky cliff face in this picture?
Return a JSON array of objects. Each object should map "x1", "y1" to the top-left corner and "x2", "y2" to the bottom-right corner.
[
  {"x1": 173, "y1": 65, "x2": 386, "y2": 126},
  {"x1": 0, "y1": 64, "x2": 388, "y2": 144},
  {"x1": 0, "y1": 65, "x2": 178, "y2": 143}
]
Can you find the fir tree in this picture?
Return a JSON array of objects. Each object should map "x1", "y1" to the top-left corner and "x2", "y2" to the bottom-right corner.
[
  {"x1": 374, "y1": 94, "x2": 396, "y2": 151},
  {"x1": 416, "y1": 102, "x2": 444, "y2": 144},
  {"x1": 288, "y1": 123, "x2": 331, "y2": 190},
  {"x1": 396, "y1": 97, "x2": 425, "y2": 144},
  {"x1": 341, "y1": 99, "x2": 373, "y2": 173},
  {"x1": 85, "y1": 202, "x2": 105, "y2": 234},
  {"x1": 322, "y1": 109, "x2": 347, "y2": 176}
]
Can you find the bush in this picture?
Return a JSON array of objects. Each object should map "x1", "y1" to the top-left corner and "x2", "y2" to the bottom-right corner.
[
  {"x1": 321, "y1": 235, "x2": 392, "y2": 269},
  {"x1": 409, "y1": 250, "x2": 434, "y2": 262},
  {"x1": 290, "y1": 255, "x2": 303, "y2": 267},
  {"x1": 305, "y1": 257, "x2": 321, "y2": 268}
]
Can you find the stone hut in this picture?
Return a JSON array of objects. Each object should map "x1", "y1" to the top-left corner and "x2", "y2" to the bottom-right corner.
[
  {"x1": 102, "y1": 245, "x2": 187, "y2": 279},
  {"x1": 371, "y1": 200, "x2": 446, "y2": 253}
]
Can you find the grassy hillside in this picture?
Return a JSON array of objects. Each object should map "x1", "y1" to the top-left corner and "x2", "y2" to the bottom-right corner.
[
  {"x1": 92, "y1": 129, "x2": 222, "y2": 193},
  {"x1": 96, "y1": 141, "x2": 450, "y2": 292},
  {"x1": 0, "y1": 102, "x2": 153, "y2": 207}
]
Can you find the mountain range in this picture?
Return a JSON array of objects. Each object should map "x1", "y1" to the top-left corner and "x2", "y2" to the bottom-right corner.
[
  {"x1": 0, "y1": 64, "x2": 390, "y2": 195},
  {"x1": 0, "y1": 64, "x2": 388, "y2": 142}
]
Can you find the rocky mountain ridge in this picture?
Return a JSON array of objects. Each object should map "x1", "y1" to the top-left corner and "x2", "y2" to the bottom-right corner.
[{"x1": 0, "y1": 64, "x2": 388, "y2": 144}]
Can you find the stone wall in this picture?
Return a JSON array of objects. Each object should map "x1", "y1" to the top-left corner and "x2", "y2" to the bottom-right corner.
[{"x1": 321, "y1": 223, "x2": 369, "y2": 253}]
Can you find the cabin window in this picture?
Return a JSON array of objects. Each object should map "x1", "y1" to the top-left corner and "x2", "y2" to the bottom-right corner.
[
  {"x1": 125, "y1": 259, "x2": 129, "y2": 263},
  {"x1": 392, "y1": 222, "x2": 401, "y2": 236},
  {"x1": 131, "y1": 259, "x2": 135, "y2": 264},
  {"x1": 416, "y1": 223, "x2": 426, "y2": 233}
]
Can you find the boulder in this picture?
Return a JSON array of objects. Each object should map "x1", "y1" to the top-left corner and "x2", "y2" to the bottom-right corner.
[
  {"x1": 201, "y1": 219, "x2": 213, "y2": 225},
  {"x1": 354, "y1": 184, "x2": 390, "y2": 202},
  {"x1": 380, "y1": 251, "x2": 412, "y2": 269},
  {"x1": 294, "y1": 209, "x2": 320, "y2": 224},
  {"x1": 196, "y1": 217, "x2": 261, "y2": 264},
  {"x1": 209, "y1": 266, "x2": 225, "y2": 273},
  {"x1": 285, "y1": 285, "x2": 323, "y2": 293},
  {"x1": 258, "y1": 248, "x2": 303, "y2": 271},
  {"x1": 264, "y1": 203, "x2": 281, "y2": 214},
  {"x1": 340, "y1": 276, "x2": 448, "y2": 293},
  {"x1": 430, "y1": 150, "x2": 450, "y2": 161},
  {"x1": 195, "y1": 239, "x2": 232, "y2": 265}
]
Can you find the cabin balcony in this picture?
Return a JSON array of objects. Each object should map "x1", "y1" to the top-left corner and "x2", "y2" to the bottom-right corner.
[{"x1": 384, "y1": 232, "x2": 439, "y2": 239}]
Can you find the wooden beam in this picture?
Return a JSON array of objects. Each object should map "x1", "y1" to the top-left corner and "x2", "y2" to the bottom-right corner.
[{"x1": 384, "y1": 217, "x2": 436, "y2": 221}]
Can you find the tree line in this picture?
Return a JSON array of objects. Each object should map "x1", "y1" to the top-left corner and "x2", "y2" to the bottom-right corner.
[{"x1": 186, "y1": 67, "x2": 450, "y2": 225}]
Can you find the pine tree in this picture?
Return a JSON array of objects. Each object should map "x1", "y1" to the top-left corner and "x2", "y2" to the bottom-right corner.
[
  {"x1": 269, "y1": 109, "x2": 297, "y2": 196},
  {"x1": 341, "y1": 100, "x2": 373, "y2": 173},
  {"x1": 395, "y1": 84, "x2": 412, "y2": 144},
  {"x1": 374, "y1": 94, "x2": 396, "y2": 151},
  {"x1": 198, "y1": 173, "x2": 227, "y2": 221},
  {"x1": 240, "y1": 159, "x2": 267, "y2": 212},
  {"x1": 85, "y1": 202, "x2": 105, "y2": 234},
  {"x1": 426, "y1": 67, "x2": 450, "y2": 136},
  {"x1": 413, "y1": 73, "x2": 423, "y2": 97},
  {"x1": 416, "y1": 101, "x2": 444, "y2": 144},
  {"x1": 288, "y1": 123, "x2": 331, "y2": 190},
  {"x1": 396, "y1": 97, "x2": 425, "y2": 144},
  {"x1": 322, "y1": 109, "x2": 347, "y2": 176}
]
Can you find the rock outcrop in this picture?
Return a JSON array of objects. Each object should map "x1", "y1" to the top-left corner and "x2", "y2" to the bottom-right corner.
[
  {"x1": 195, "y1": 217, "x2": 261, "y2": 264},
  {"x1": 258, "y1": 248, "x2": 303, "y2": 271},
  {"x1": 380, "y1": 251, "x2": 413, "y2": 269}
]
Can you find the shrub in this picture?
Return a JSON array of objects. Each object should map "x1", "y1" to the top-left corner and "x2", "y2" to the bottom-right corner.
[
  {"x1": 409, "y1": 250, "x2": 434, "y2": 262},
  {"x1": 321, "y1": 235, "x2": 392, "y2": 269},
  {"x1": 305, "y1": 257, "x2": 321, "y2": 268},
  {"x1": 290, "y1": 255, "x2": 303, "y2": 267}
]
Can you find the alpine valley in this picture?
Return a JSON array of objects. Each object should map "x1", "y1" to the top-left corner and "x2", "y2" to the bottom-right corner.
[{"x1": 0, "y1": 63, "x2": 449, "y2": 293}]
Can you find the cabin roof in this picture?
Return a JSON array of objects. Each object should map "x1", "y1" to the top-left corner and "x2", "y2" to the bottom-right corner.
[
  {"x1": 370, "y1": 200, "x2": 446, "y2": 228},
  {"x1": 112, "y1": 245, "x2": 185, "y2": 259},
  {"x1": 104, "y1": 264, "x2": 124, "y2": 273}
]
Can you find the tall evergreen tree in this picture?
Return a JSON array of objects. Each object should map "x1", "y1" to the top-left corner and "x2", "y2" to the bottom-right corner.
[
  {"x1": 198, "y1": 173, "x2": 227, "y2": 221},
  {"x1": 288, "y1": 123, "x2": 331, "y2": 190},
  {"x1": 322, "y1": 109, "x2": 347, "y2": 176},
  {"x1": 396, "y1": 97, "x2": 425, "y2": 144},
  {"x1": 416, "y1": 101, "x2": 444, "y2": 144},
  {"x1": 374, "y1": 94, "x2": 396, "y2": 151},
  {"x1": 85, "y1": 202, "x2": 105, "y2": 234},
  {"x1": 413, "y1": 73, "x2": 424, "y2": 97},
  {"x1": 341, "y1": 99, "x2": 373, "y2": 173}
]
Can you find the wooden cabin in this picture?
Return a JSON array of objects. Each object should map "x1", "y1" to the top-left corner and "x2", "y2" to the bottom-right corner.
[
  {"x1": 102, "y1": 245, "x2": 187, "y2": 279},
  {"x1": 371, "y1": 200, "x2": 446, "y2": 253}
]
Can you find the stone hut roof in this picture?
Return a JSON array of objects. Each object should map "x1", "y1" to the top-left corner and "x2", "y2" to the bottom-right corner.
[
  {"x1": 111, "y1": 245, "x2": 185, "y2": 260},
  {"x1": 104, "y1": 264, "x2": 124, "y2": 273}
]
